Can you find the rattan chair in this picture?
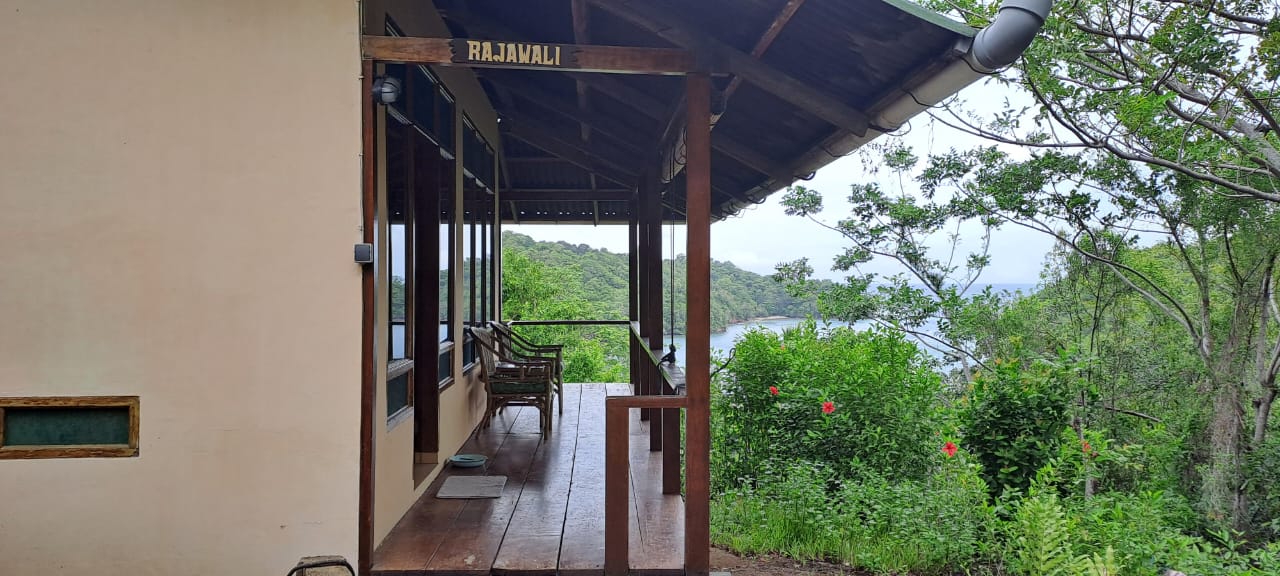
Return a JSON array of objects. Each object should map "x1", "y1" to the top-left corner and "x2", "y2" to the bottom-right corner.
[
  {"x1": 471, "y1": 326, "x2": 555, "y2": 433},
  {"x1": 489, "y1": 321, "x2": 565, "y2": 414}
]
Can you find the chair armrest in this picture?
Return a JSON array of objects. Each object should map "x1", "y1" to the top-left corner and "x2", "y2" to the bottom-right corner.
[{"x1": 506, "y1": 328, "x2": 565, "y2": 352}]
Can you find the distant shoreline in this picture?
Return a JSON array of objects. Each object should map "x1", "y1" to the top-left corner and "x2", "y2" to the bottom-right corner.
[{"x1": 669, "y1": 316, "x2": 802, "y2": 337}]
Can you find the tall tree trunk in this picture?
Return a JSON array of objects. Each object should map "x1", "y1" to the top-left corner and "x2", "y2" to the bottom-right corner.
[
  {"x1": 1252, "y1": 260, "x2": 1276, "y2": 448},
  {"x1": 1203, "y1": 293, "x2": 1256, "y2": 531},
  {"x1": 1257, "y1": 385, "x2": 1277, "y2": 447},
  {"x1": 1205, "y1": 379, "x2": 1247, "y2": 530}
]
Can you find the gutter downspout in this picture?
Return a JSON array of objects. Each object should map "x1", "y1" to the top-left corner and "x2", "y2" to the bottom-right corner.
[{"x1": 733, "y1": 0, "x2": 1052, "y2": 210}]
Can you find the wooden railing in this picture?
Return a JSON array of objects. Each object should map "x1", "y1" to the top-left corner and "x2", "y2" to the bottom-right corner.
[
  {"x1": 503, "y1": 319, "x2": 689, "y2": 576},
  {"x1": 604, "y1": 322, "x2": 688, "y2": 576}
]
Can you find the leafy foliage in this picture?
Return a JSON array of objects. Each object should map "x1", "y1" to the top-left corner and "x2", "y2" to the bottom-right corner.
[
  {"x1": 502, "y1": 231, "x2": 821, "y2": 334},
  {"x1": 714, "y1": 322, "x2": 942, "y2": 487},
  {"x1": 963, "y1": 357, "x2": 1073, "y2": 496}
]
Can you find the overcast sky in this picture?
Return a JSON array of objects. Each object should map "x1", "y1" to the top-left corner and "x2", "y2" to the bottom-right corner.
[{"x1": 509, "y1": 79, "x2": 1055, "y2": 286}]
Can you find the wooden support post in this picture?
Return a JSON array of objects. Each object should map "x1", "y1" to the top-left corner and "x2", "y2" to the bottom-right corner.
[
  {"x1": 604, "y1": 401, "x2": 630, "y2": 576},
  {"x1": 662, "y1": 402, "x2": 681, "y2": 494},
  {"x1": 645, "y1": 174, "x2": 664, "y2": 446},
  {"x1": 629, "y1": 211, "x2": 640, "y2": 396},
  {"x1": 684, "y1": 73, "x2": 713, "y2": 576},
  {"x1": 358, "y1": 59, "x2": 377, "y2": 576},
  {"x1": 636, "y1": 187, "x2": 651, "y2": 420}
]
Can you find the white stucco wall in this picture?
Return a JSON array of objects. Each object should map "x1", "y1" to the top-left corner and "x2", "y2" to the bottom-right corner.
[{"x1": 0, "y1": 1, "x2": 364, "y2": 574}]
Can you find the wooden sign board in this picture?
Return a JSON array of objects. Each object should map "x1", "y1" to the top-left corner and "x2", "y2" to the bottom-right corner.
[
  {"x1": 453, "y1": 40, "x2": 573, "y2": 68},
  {"x1": 362, "y1": 36, "x2": 703, "y2": 75}
]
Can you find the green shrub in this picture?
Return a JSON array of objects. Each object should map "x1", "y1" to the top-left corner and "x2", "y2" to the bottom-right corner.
[
  {"x1": 1246, "y1": 433, "x2": 1280, "y2": 539},
  {"x1": 1007, "y1": 490, "x2": 1079, "y2": 576},
  {"x1": 714, "y1": 322, "x2": 942, "y2": 489},
  {"x1": 1068, "y1": 490, "x2": 1196, "y2": 574},
  {"x1": 962, "y1": 358, "x2": 1071, "y2": 496},
  {"x1": 711, "y1": 456, "x2": 995, "y2": 575}
]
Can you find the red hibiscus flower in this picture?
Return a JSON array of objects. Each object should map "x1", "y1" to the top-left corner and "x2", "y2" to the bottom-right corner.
[
  {"x1": 942, "y1": 441, "x2": 958, "y2": 458},
  {"x1": 769, "y1": 386, "x2": 779, "y2": 396},
  {"x1": 821, "y1": 401, "x2": 835, "y2": 414}
]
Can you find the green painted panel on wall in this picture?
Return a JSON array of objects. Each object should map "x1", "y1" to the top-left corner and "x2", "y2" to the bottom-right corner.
[
  {"x1": 387, "y1": 372, "x2": 410, "y2": 417},
  {"x1": 4, "y1": 407, "x2": 130, "y2": 446}
]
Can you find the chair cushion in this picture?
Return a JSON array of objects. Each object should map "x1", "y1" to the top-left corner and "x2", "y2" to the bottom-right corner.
[
  {"x1": 491, "y1": 382, "x2": 550, "y2": 395},
  {"x1": 495, "y1": 363, "x2": 550, "y2": 375}
]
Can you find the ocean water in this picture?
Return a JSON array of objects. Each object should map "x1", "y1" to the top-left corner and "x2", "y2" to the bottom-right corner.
[{"x1": 664, "y1": 282, "x2": 1037, "y2": 366}]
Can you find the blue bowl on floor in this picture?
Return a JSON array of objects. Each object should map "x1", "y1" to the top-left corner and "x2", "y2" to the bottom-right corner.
[{"x1": 449, "y1": 454, "x2": 488, "y2": 468}]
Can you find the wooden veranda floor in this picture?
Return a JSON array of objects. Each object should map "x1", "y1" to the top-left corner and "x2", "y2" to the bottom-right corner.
[{"x1": 372, "y1": 383, "x2": 685, "y2": 576}]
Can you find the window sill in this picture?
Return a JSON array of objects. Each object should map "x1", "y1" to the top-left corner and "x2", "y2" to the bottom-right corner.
[
  {"x1": 414, "y1": 461, "x2": 439, "y2": 488},
  {"x1": 0, "y1": 445, "x2": 138, "y2": 460},
  {"x1": 387, "y1": 405, "x2": 413, "y2": 432},
  {"x1": 388, "y1": 358, "x2": 414, "y2": 380},
  {"x1": 439, "y1": 377, "x2": 455, "y2": 393}
]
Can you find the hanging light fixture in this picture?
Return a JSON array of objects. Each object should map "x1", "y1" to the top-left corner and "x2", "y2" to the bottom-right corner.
[{"x1": 371, "y1": 76, "x2": 402, "y2": 104}]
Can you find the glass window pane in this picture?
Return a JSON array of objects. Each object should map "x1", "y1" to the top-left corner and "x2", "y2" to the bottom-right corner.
[
  {"x1": 440, "y1": 156, "x2": 454, "y2": 343},
  {"x1": 390, "y1": 222, "x2": 406, "y2": 360},
  {"x1": 385, "y1": 120, "x2": 411, "y2": 363}
]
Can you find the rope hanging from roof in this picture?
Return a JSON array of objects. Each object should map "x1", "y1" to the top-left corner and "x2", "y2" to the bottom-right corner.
[{"x1": 660, "y1": 210, "x2": 678, "y2": 365}]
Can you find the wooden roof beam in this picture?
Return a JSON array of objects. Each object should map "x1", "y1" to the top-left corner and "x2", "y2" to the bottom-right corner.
[
  {"x1": 501, "y1": 111, "x2": 638, "y2": 188},
  {"x1": 501, "y1": 108, "x2": 639, "y2": 177},
  {"x1": 585, "y1": 0, "x2": 871, "y2": 136},
  {"x1": 571, "y1": 0, "x2": 593, "y2": 143},
  {"x1": 492, "y1": 72, "x2": 783, "y2": 182},
  {"x1": 361, "y1": 36, "x2": 699, "y2": 75},
  {"x1": 564, "y1": 72, "x2": 668, "y2": 119},
  {"x1": 651, "y1": 0, "x2": 806, "y2": 186},
  {"x1": 711, "y1": 132, "x2": 792, "y2": 183},
  {"x1": 439, "y1": 7, "x2": 669, "y2": 118},
  {"x1": 505, "y1": 190, "x2": 633, "y2": 202},
  {"x1": 480, "y1": 74, "x2": 660, "y2": 149},
  {"x1": 723, "y1": 0, "x2": 807, "y2": 102},
  {"x1": 508, "y1": 157, "x2": 571, "y2": 164}
]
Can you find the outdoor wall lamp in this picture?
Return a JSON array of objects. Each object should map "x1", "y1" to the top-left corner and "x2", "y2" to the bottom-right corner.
[{"x1": 371, "y1": 76, "x2": 402, "y2": 104}]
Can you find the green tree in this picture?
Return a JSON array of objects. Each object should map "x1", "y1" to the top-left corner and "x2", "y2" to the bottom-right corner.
[
  {"x1": 774, "y1": 141, "x2": 1002, "y2": 382},
  {"x1": 907, "y1": 0, "x2": 1280, "y2": 532}
]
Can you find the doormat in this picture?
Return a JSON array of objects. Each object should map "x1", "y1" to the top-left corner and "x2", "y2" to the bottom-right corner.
[{"x1": 436, "y1": 475, "x2": 507, "y2": 499}]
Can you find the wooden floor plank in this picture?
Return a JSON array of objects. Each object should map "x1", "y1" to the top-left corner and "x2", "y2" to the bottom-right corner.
[
  {"x1": 372, "y1": 422, "x2": 516, "y2": 574},
  {"x1": 629, "y1": 418, "x2": 684, "y2": 575},
  {"x1": 422, "y1": 432, "x2": 543, "y2": 574},
  {"x1": 492, "y1": 385, "x2": 583, "y2": 575},
  {"x1": 373, "y1": 383, "x2": 684, "y2": 576},
  {"x1": 557, "y1": 384, "x2": 610, "y2": 576}
]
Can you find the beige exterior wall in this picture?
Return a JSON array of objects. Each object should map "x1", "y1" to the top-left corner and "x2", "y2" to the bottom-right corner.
[
  {"x1": 366, "y1": 0, "x2": 498, "y2": 545},
  {"x1": 0, "y1": 1, "x2": 363, "y2": 574}
]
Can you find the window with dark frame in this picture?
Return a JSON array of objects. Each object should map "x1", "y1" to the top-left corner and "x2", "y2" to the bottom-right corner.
[
  {"x1": 437, "y1": 83, "x2": 456, "y2": 387},
  {"x1": 385, "y1": 108, "x2": 414, "y2": 422}
]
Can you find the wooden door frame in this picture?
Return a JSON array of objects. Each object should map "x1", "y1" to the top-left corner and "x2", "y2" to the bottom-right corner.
[{"x1": 359, "y1": 59, "x2": 378, "y2": 576}]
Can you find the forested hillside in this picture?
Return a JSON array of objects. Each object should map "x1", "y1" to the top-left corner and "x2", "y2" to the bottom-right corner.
[{"x1": 501, "y1": 231, "x2": 818, "y2": 333}]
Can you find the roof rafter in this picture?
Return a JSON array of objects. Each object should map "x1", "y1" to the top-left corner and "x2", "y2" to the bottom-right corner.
[
  {"x1": 651, "y1": 0, "x2": 805, "y2": 189},
  {"x1": 501, "y1": 108, "x2": 639, "y2": 188},
  {"x1": 723, "y1": 0, "x2": 807, "y2": 101},
  {"x1": 439, "y1": 5, "x2": 669, "y2": 119},
  {"x1": 480, "y1": 73, "x2": 659, "y2": 151},
  {"x1": 505, "y1": 190, "x2": 633, "y2": 202},
  {"x1": 586, "y1": 0, "x2": 871, "y2": 136}
]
